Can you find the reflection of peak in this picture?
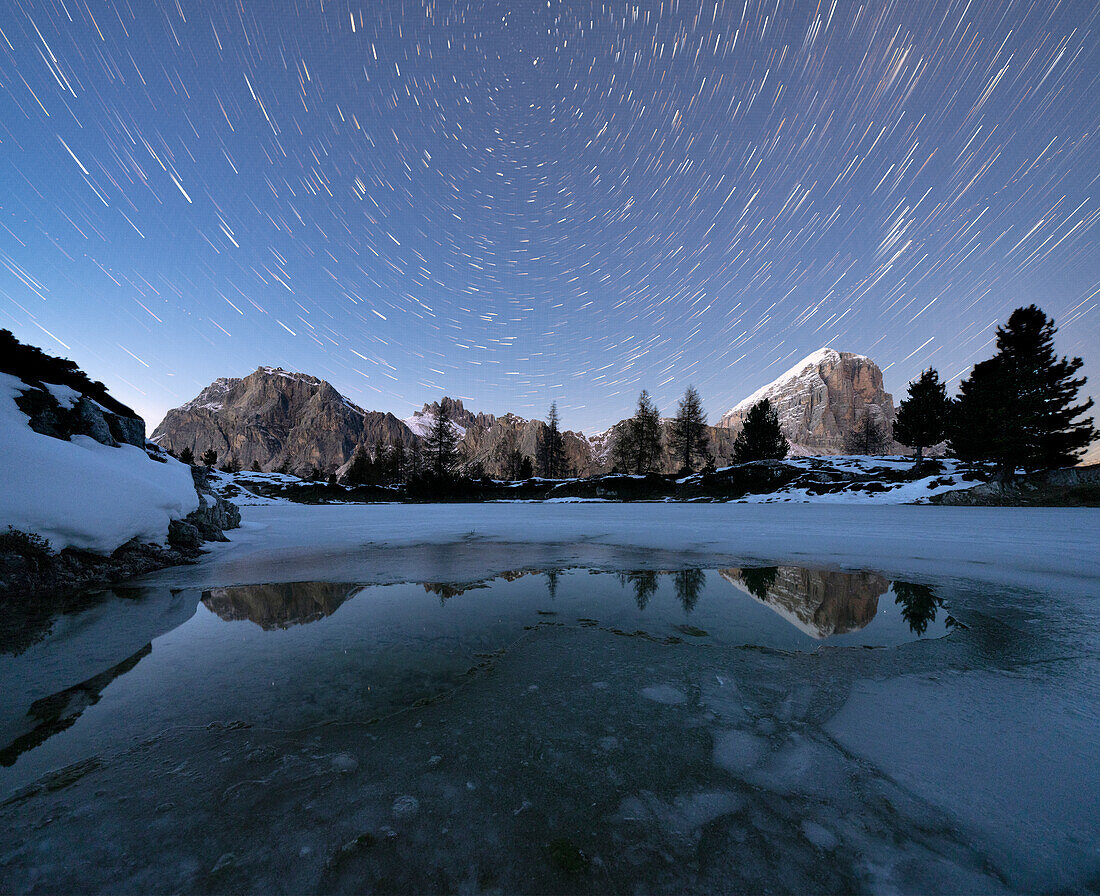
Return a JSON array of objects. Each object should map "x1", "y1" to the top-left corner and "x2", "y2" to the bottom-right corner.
[
  {"x1": 719, "y1": 567, "x2": 888, "y2": 638},
  {"x1": 202, "y1": 582, "x2": 359, "y2": 629}
]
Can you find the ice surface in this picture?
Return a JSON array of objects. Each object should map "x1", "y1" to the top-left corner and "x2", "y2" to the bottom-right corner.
[
  {"x1": 0, "y1": 373, "x2": 199, "y2": 553},
  {"x1": 142, "y1": 501, "x2": 1100, "y2": 596},
  {"x1": 0, "y1": 503, "x2": 1096, "y2": 893}
]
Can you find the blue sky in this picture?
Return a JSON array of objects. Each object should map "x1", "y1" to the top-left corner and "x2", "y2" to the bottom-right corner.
[{"x1": 1, "y1": 0, "x2": 1097, "y2": 431}]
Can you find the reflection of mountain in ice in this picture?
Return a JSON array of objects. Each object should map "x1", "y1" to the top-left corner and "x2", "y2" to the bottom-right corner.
[
  {"x1": 201, "y1": 582, "x2": 361, "y2": 629},
  {"x1": 719, "y1": 567, "x2": 888, "y2": 638}
]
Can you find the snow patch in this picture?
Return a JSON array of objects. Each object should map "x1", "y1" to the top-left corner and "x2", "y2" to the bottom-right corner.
[
  {"x1": 0, "y1": 373, "x2": 199, "y2": 553},
  {"x1": 41, "y1": 382, "x2": 82, "y2": 409}
]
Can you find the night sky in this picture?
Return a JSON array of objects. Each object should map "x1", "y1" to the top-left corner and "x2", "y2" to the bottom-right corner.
[{"x1": 1, "y1": 0, "x2": 1097, "y2": 432}]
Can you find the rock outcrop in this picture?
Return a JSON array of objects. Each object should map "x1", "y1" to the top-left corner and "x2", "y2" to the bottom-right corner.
[
  {"x1": 719, "y1": 348, "x2": 897, "y2": 455},
  {"x1": 152, "y1": 367, "x2": 414, "y2": 476},
  {"x1": 1, "y1": 332, "x2": 242, "y2": 596}
]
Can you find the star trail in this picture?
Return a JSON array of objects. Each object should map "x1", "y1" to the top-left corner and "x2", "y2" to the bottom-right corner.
[{"x1": 1, "y1": 0, "x2": 1097, "y2": 430}]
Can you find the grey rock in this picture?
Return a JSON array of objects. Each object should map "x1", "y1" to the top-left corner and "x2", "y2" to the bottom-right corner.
[{"x1": 719, "y1": 348, "x2": 899, "y2": 455}]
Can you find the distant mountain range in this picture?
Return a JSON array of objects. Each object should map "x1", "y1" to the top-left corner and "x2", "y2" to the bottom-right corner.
[{"x1": 151, "y1": 348, "x2": 899, "y2": 477}]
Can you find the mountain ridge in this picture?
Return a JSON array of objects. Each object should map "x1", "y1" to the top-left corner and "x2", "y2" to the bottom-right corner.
[{"x1": 152, "y1": 349, "x2": 902, "y2": 476}]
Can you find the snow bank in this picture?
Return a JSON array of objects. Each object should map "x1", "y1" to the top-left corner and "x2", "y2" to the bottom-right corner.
[{"x1": 0, "y1": 373, "x2": 199, "y2": 554}]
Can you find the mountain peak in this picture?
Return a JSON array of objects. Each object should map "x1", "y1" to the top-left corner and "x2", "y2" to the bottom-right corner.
[{"x1": 719, "y1": 348, "x2": 894, "y2": 454}]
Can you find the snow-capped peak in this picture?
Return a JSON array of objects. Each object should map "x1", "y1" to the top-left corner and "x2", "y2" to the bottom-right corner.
[{"x1": 725, "y1": 348, "x2": 867, "y2": 418}]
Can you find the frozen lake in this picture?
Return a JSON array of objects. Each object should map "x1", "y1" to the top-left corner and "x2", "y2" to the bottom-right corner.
[{"x1": 1, "y1": 503, "x2": 1098, "y2": 893}]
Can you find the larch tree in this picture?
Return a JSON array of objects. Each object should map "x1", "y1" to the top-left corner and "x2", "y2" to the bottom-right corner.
[{"x1": 669, "y1": 385, "x2": 709, "y2": 473}]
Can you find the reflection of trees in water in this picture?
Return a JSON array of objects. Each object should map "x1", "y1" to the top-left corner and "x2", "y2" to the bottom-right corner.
[
  {"x1": 892, "y1": 581, "x2": 943, "y2": 636},
  {"x1": 739, "y1": 567, "x2": 779, "y2": 600},
  {"x1": 545, "y1": 569, "x2": 560, "y2": 600},
  {"x1": 620, "y1": 571, "x2": 659, "y2": 610},
  {"x1": 674, "y1": 569, "x2": 706, "y2": 612}
]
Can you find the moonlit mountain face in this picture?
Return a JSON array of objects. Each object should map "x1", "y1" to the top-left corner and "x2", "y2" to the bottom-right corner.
[{"x1": 1, "y1": 1, "x2": 1097, "y2": 431}]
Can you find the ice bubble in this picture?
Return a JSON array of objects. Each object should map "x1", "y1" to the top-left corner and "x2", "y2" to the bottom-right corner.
[
  {"x1": 640, "y1": 684, "x2": 687, "y2": 704},
  {"x1": 331, "y1": 753, "x2": 358, "y2": 773},
  {"x1": 392, "y1": 795, "x2": 420, "y2": 818},
  {"x1": 713, "y1": 728, "x2": 767, "y2": 774},
  {"x1": 801, "y1": 820, "x2": 838, "y2": 851}
]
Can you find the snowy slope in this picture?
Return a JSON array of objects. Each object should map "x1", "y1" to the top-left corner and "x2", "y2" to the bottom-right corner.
[
  {"x1": 0, "y1": 373, "x2": 199, "y2": 554},
  {"x1": 725, "y1": 348, "x2": 849, "y2": 418}
]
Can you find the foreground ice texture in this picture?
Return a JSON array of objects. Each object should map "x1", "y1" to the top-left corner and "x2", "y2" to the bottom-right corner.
[{"x1": 0, "y1": 503, "x2": 1097, "y2": 894}]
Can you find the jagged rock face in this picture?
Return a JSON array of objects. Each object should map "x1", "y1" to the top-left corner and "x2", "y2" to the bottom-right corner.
[
  {"x1": 152, "y1": 367, "x2": 402, "y2": 475},
  {"x1": 719, "y1": 348, "x2": 896, "y2": 455},
  {"x1": 720, "y1": 566, "x2": 888, "y2": 638},
  {"x1": 405, "y1": 397, "x2": 496, "y2": 437}
]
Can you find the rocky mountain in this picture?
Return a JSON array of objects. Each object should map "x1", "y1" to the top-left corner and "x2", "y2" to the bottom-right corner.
[
  {"x1": 719, "y1": 348, "x2": 897, "y2": 455},
  {"x1": 152, "y1": 367, "x2": 414, "y2": 475},
  {"x1": 202, "y1": 582, "x2": 359, "y2": 629},
  {"x1": 156, "y1": 346, "x2": 899, "y2": 479},
  {"x1": 719, "y1": 566, "x2": 888, "y2": 638}
]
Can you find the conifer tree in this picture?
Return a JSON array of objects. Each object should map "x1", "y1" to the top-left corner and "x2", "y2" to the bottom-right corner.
[
  {"x1": 732, "y1": 398, "x2": 788, "y2": 462},
  {"x1": 344, "y1": 444, "x2": 373, "y2": 486},
  {"x1": 179, "y1": 446, "x2": 195, "y2": 465},
  {"x1": 200, "y1": 447, "x2": 218, "y2": 467},
  {"x1": 670, "y1": 385, "x2": 709, "y2": 473},
  {"x1": 538, "y1": 402, "x2": 566, "y2": 478},
  {"x1": 389, "y1": 442, "x2": 407, "y2": 484},
  {"x1": 845, "y1": 411, "x2": 891, "y2": 456},
  {"x1": 614, "y1": 390, "x2": 663, "y2": 473},
  {"x1": 894, "y1": 368, "x2": 950, "y2": 465},
  {"x1": 425, "y1": 399, "x2": 459, "y2": 478},
  {"x1": 951, "y1": 305, "x2": 1096, "y2": 473}
]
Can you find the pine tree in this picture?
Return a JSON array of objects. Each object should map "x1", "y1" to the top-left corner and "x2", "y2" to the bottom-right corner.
[
  {"x1": 952, "y1": 305, "x2": 1096, "y2": 473},
  {"x1": 389, "y1": 442, "x2": 407, "y2": 484},
  {"x1": 670, "y1": 385, "x2": 709, "y2": 473},
  {"x1": 892, "y1": 581, "x2": 942, "y2": 637},
  {"x1": 179, "y1": 446, "x2": 195, "y2": 465},
  {"x1": 732, "y1": 399, "x2": 788, "y2": 462},
  {"x1": 425, "y1": 399, "x2": 459, "y2": 478},
  {"x1": 739, "y1": 566, "x2": 778, "y2": 600},
  {"x1": 344, "y1": 444, "x2": 373, "y2": 486},
  {"x1": 614, "y1": 390, "x2": 663, "y2": 474},
  {"x1": 200, "y1": 447, "x2": 218, "y2": 467},
  {"x1": 894, "y1": 368, "x2": 950, "y2": 465},
  {"x1": 538, "y1": 402, "x2": 566, "y2": 478},
  {"x1": 250, "y1": 460, "x2": 261, "y2": 472},
  {"x1": 518, "y1": 455, "x2": 535, "y2": 479}
]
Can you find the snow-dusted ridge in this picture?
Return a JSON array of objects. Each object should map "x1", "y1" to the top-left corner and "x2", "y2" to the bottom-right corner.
[{"x1": 725, "y1": 347, "x2": 871, "y2": 417}]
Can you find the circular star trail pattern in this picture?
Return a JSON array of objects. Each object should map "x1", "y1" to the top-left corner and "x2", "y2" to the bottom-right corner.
[{"x1": 1, "y1": 0, "x2": 1097, "y2": 429}]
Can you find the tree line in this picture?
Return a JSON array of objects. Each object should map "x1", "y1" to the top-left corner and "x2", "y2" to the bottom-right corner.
[{"x1": 892, "y1": 305, "x2": 1095, "y2": 474}]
